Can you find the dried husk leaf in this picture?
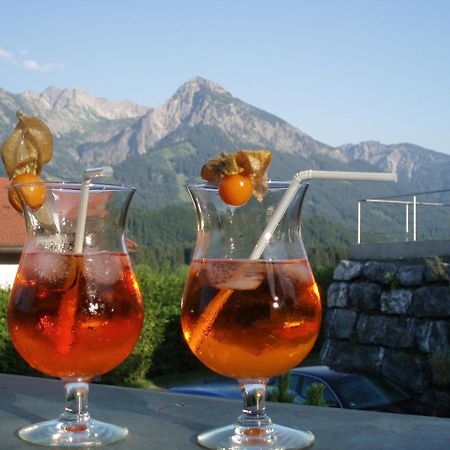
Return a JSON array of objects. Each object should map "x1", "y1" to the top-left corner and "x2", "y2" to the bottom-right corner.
[
  {"x1": 35, "y1": 205, "x2": 58, "y2": 230},
  {"x1": 235, "y1": 150, "x2": 272, "y2": 201},
  {"x1": 1, "y1": 129, "x2": 24, "y2": 177},
  {"x1": 20, "y1": 114, "x2": 53, "y2": 165},
  {"x1": 201, "y1": 152, "x2": 242, "y2": 184},
  {"x1": 201, "y1": 149, "x2": 272, "y2": 201},
  {"x1": 16, "y1": 137, "x2": 43, "y2": 175},
  {"x1": 1, "y1": 111, "x2": 53, "y2": 178}
]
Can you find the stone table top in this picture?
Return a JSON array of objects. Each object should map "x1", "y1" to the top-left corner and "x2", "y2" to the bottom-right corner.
[{"x1": 0, "y1": 373, "x2": 449, "y2": 449}]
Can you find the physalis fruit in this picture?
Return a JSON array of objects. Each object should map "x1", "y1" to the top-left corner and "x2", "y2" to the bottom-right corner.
[
  {"x1": 1, "y1": 111, "x2": 53, "y2": 211},
  {"x1": 201, "y1": 150, "x2": 272, "y2": 206}
]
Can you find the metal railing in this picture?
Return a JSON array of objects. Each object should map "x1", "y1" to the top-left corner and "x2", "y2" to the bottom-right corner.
[{"x1": 357, "y1": 189, "x2": 450, "y2": 244}]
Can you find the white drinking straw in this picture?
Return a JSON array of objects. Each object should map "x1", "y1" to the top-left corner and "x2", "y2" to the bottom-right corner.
[
  {"x1": 249, "y1": 170, "x2": 398, "y2": 260},
  {"x1": 74, "y1": 166, "x2": 114, "y2": 254}
]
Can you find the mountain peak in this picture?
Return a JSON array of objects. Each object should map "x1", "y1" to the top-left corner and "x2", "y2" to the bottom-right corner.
[
  {"x1": 102, "y1": 75, "x2": 324, "y2": 161},
  {"x1": 22, "y1": 86, "x2": 149, "y2": 120},
  {"x1": 175, "y1": 76, "x2": 229, "y2": 97}
]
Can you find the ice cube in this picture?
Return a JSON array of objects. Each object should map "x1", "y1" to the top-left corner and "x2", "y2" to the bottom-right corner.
[
  {"x1": 82, "y1": 252, "x2": 124, "y2": 286},
  {"x1": 275, "y1": 261, "x2": 315, "y2": 287},
  {"x1": 206, "y1": 261, "x2": 265, "y2": 290},
  {"x1": 22, "y1": 251, "x2": 73, "y2": 288},
  {"x1": 33, "y1": 234, "x2": 74, "y2": 254}
]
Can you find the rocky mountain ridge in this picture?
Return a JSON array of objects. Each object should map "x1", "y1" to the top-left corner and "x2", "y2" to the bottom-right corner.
[
  {"x1": 1, "y1": 77, "x2": 449, "y2": 199},
  {"x1": 76, "y1": 76, "x2": 345, "y2": 166},
  {"x1": 0, "y1": 86, "x2": 151, "y2": 175},
  {"x1": 0, "y1": 86, "x2": 149, "y2": 133},
  {"x1": 339, "y1": 140, "x2": 450, "y2": 182}
]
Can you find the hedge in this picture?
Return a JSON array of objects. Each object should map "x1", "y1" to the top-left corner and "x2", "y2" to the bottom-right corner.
[{"x1": 0, "y1": 289, "x2": 40, "y2": 376}]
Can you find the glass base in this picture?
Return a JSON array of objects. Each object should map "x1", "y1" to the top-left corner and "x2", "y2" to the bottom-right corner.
[
  {"x1": 198, "y1": 423, "x2": 314, "y2": 450},
  {"x1": 18, "y1": 418, "x2": 128, "y2": 447}
]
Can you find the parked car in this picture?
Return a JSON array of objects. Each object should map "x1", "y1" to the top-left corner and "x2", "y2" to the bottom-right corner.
[
  {"x1": 169, "y1": 365, "x2": 414, "y2": 413},
  {"x1": 169, "y1": 379, "x2": 241, "y2": 399},
  {"x1": 267, "y1": 365, "x2": 413, "y2": 412}
]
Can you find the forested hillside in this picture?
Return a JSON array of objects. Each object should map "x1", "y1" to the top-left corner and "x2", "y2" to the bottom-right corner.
[{"x1": 127, "y1": 203, "x2": 353, "y2": 271}]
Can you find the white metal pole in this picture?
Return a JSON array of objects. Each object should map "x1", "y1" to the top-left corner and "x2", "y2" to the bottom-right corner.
[
  {"x1": 357, "y1": 201, "x2": 361, "y2": 244},
  {"x1": 405, "y1": 203, "x2": 409, "y2": 241},
  {"x1": 413, "y1": 195, "x2": 417, "y2": 241}
]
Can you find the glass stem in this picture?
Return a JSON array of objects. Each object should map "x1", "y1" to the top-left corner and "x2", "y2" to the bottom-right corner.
[
  {"x1": 59, "y1": 378, "x2": 92, "y2": 431},
  {"x1": 234, "y1": 379, "x2": 275, "y2": 445}
]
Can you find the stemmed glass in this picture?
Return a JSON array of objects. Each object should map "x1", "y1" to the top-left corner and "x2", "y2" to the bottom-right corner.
[
  {"x1": 181, "y1": 181, "x2": 322, "y2": 449},
  {"x1": 8, "y1": 181, "x2": 144, "y2": 447}
]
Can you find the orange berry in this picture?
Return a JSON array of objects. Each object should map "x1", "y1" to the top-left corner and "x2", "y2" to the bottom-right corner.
[
  {"x1": 218, "y1": 174, "x2": 253, "y2": 206},
  {"x1": 8, "y1": 173, "x2": 47, "y2": 212}
]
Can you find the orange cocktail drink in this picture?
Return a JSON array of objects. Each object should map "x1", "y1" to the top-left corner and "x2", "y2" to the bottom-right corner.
[
  {"x1": 181, "y1": 178, "x2": 321, "y2": 450},
  {"x1": 182, "y1": 258, "x2": 321, "y2": 380},
  {"x1": 7, "y1": 180, "x2": 143, "y2": 447},
  {"x1": 9, "y1": 251, "x2": 143, "y2": 378}
]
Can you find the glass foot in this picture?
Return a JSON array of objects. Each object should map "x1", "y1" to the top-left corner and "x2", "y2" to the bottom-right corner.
[
  {"x1": 198, "y1": 423, "x2": 314, "y2": 450},
  {"x1": 18, "y1": 418, "x2": 128, "y2": 447}
]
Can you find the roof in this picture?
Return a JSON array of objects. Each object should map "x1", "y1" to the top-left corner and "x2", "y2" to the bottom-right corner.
[{"x1": 0, "y1": 177, "x2": 26, "y2": 249}]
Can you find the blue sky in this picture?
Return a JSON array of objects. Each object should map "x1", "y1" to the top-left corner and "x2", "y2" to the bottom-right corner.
[{"x1": 1, "y1": 1, "x2": 449, "y2": 153}]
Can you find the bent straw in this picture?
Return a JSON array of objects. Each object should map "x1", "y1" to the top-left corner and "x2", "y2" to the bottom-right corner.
[
  {"x1": 74, "y1": 166, "x2": 114, "y2": 254},
  {"x1": 188, "y1": 170, "x2": 397, "y2": 352},
  {"x1": 250, "y1": 170, "x2": 397, "y2": 259}
]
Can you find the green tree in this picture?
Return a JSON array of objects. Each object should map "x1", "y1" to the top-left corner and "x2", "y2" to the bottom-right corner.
[
  {"x1": 267, "y1": 372, "x2": 295, "y2": 403},
  {"x1": 303, "y1": 383, "x2": 327, "y2": 407}
]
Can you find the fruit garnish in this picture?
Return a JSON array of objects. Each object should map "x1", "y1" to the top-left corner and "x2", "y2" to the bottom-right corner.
[
  {"x1": 200, "y1": 152, "x2": 241, "y2": 184},
  {"x1": 235, "y1": 150, "x2": 272, "y2": 201},
  {"x1": 1, "y1": 111, "x2": 53, "y2": 211},
  {"x1": 8, "y1": 173, "x2": 47, "y2": 212},
  {"x1": 218, "y1": 174, "x2": 253, "y2": 206},
  {"x1": 1, "y1": 111, "x2": 53, "y2": 178},
  {"x1": 201, "y1": 150, "x2": 272, "y2": 205}
]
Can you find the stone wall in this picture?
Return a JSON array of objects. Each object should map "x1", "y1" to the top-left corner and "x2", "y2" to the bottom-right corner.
[{"x1": 320, "y1": 258, "x2": 450, "y2": 414}]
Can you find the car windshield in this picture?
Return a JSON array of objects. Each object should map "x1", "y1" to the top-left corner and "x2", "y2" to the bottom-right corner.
[{"x1": 333, "y1": 375, "x2": 410, "y2": 409}]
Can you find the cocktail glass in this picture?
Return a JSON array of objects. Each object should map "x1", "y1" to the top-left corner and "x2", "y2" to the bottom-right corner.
[
  {"x1": 8, "y1": 181, "x2": 144, "y2": 447},
  {"x1": 181, "y1": 181, "x2": 321, "y2": 449}
]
